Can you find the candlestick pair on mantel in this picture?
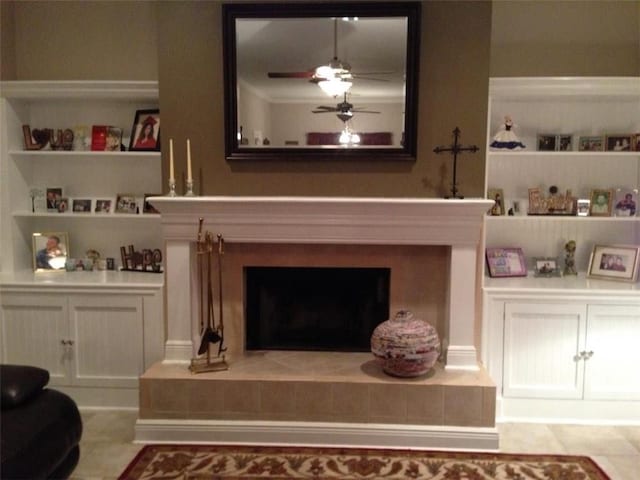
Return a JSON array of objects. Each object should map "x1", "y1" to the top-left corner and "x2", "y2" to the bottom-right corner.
[{"x1": 167, "y1": 138, "x2": 195, "y2": 197}]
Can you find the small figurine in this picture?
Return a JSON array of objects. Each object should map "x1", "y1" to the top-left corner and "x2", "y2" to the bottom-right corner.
[
  {"x1": 490, "y1": 115, "x2": 526, "y2": 150},
  {"x1": 564, "y1": 240, "x2": 577, "y2": 276}
]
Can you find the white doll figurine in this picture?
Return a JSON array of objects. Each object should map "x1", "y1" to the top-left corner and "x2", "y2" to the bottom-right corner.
[{"x1": 490, "y1": 115, "x2": 526, "y2": 150}]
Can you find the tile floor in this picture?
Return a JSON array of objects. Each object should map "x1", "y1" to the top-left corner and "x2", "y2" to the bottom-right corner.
[{"x1": 71, "y1": 410, "x2": 639, "y2": 480}]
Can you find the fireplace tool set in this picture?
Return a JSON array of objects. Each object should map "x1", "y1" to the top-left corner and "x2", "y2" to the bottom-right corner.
[{"x1": 190, "y1": 218, "x2": 228, "y2": 373}]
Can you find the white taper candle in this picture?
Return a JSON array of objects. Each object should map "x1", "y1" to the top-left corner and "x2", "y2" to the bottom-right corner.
[
  {"x1": 169, "y1": 138, "x2": 175, "y2": 182},
  {"x1": 187, "y1": 139, "x2": 193, "y2": 182}
]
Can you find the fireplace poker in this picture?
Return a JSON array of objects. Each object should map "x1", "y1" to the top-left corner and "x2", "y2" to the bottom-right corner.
[{"x1": 217, "y1": 234, "x2": 227, "y2": 356}]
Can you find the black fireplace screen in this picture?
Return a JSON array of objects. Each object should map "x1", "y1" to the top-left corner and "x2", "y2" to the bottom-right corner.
[{"x1": 245, "y1": 266, "x2": 390, "y2": 352}]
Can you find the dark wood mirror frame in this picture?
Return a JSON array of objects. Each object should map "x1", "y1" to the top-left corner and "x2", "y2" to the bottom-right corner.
[{"x1": 222, "y1": 1, "x2": 421, "y2": 162}]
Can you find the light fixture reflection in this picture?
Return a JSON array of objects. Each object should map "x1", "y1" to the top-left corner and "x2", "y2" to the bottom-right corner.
[
  {"x1": 318, "y1": 78, "x2": 352, "y2": 97},
  {"x1": 339, "y1": 125, "x2": 360, "y2": 145}
]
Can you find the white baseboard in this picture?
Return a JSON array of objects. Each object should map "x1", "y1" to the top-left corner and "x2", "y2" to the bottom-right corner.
[
  {"x1": 496, "y1": 396, "x2": 640, "y2": 425},
  {"x1": 445, "y1": 345, "x2": 479, "y2": 371},
  {"x1": 135, "y1": 419, "x2": 499, "y2": 451}
]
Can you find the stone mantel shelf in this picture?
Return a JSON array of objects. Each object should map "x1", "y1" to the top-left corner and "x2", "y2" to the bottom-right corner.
[
  {"x1": 149, "y1": 196, "x2": 493, "y2": 246},
  {"x1": 153, "y1": 196, "x2": 492, "y2": 371}
]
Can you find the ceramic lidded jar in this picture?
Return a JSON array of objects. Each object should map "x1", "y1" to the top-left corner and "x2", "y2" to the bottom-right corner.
[{"x1": 370, "y1": 310, "x2": 440, "y2": 377}]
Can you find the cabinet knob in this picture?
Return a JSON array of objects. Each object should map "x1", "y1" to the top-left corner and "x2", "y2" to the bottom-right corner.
[
  {"x1": 60, "y1": 339, "x2": 74, "y2": 346},
  {"x1": 579, "y1": 350, "x2": 594, "y2": 359}
]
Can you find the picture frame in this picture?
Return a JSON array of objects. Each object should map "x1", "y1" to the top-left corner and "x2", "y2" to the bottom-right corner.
[
  {"x1": 589, "y1": 189, "x2": 614, "y2": 216},
  {"x1": 537, "y1": 134, "x2": 557, "y2": 151},
  {"x1": 32, "y1": 232, "x2": 69, "y2": 271},
  {"x1": 533, "y1": 257, "x2": 561, "y2": 277},
  {"x1": 486, "y1": 247, "x2": 527, "y2": 278},
  {"x1": 577, "y1": 198, "x2": 591, "y2": 216},
  {"x1": 605, "y1": 134, "x2": 632, "y2": 152},
  {"x1": 578, "y1": 136, "x2": 604, "y2": 152},
  {"x1": 557, "y1": 135, "x2": 572, "y2": 151},
  {"x1": 613, "y1": 188, "x2": 638, "y2": 217},
  {"x1": 128, "y1": 109, "x2": 160, "y2": 151},
  {"x1": 588, "y1": 244, "x2": 640, "y2": 282},
  {"x1": 94, "y1": 198, "x2": 113, "y2": 214},
  {"x1": 105, "y1": 126, "x2": 123, "y2": 151},
  {"x1": 46, "y1": 187, "x2": 63, "y2": 212},
  {"x1": 143, "y1": 194, "x2": 161, "y2": 214},
  {"x1": 487, "y1": 188, "x2": 505, "y2": 216},
  {"x1": 115, "y1": 194, "x2": 138, "y2": 214},
  {"x1": 72, "y1": 198, "x2": 92, "y2": 213},
  {"x1": 633, "y1": 133, "x2": 640, "y2": 152},
  {"x1": 57, "y1": 197, "x2": 69, "y2": 213}
]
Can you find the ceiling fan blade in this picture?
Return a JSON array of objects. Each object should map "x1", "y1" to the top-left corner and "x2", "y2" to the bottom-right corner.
[
  {"x1": 267, "y1": 71, "x2": 314, "y2": 79},
  {"x1": 312, "y1": 109, "x2": 337, "y2": 113},
  {"x1": 314, "y1": 106, "x2": 336, "y2": 111},
  {"x1": 352, "y1": 110, "x2": 381, "y2": 114},
  {"x1": 351, "y1": 75, "x2": 390, "y2": 82}
]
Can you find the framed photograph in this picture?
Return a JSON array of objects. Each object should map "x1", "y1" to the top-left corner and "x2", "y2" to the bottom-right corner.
[
  {"x1": 633, "y1": 133, "x2": 640, "y2": 152},
  {"x1": 577, "y1": 199, "x2": 590, "y2": 216},
  {"x1": 143, "y1": 194, "x2": 161, "y2": 214},
  {"x1": 32, "y1": 232, "x2": 69, "y2": 271},
  {"x1": 128, "y1": 109, "x2": 160, "y2": 151},
  {"x1": 533, "y1": 257, "x2": 561, "y2": 277},
  {"x1": 614, "y1": 188, "x2": 638, "y2": 217},
  {"x1": 589, "y1": 189, "x2": 614, "y2": 216},
  {"x1": 527, "y1": 187, "x2": 542, "y2": 214},
  {"x1": 115, "y1": 194, "x2": 138, "y2": 214},
  {"x1": 578, "y1": 136, "x2": 604, "y2": 152},
  {"x1": 94, "y1": 198, "x2": 113, "y2": 214},
  {"x1": 487, "y1": 188, "x2": 505, "y2": 216},
  {"x1": 557, "y1": 135, "x2": 572, "y2": 151},
  {"x1": 46, "y1": 187, "x2": 63, "y2": 212},
  {"x1": 537, "y1": 134, "x2": 557, "y2": 151},
  {"x1": 105, "y1": 126, "x2": 123, "y2": 152},
  {"x1": 57, "y1": 197, "x2": 69, "y2": 213},
  {"x1": 72, "y1": 198, "x2": 92, "y2": 213},
  {"x1": 588, "y1": 244, "x2": 640, "y2": 282},
  {"x1": 486, "y1": 247, "x2": 527, "y2": 278},
  {"x1": 605, "y1": 134, "x2": 632, "y2": 152}
]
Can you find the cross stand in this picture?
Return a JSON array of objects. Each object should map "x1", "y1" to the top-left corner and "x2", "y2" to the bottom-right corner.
[{"x1": 433, "y1": 127, "x2": 479, "y2": 199}]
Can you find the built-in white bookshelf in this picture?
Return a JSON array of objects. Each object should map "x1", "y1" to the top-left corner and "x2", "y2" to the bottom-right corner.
[{"x1": 0, "y1": 81, "x2": 163, "y2": 278}]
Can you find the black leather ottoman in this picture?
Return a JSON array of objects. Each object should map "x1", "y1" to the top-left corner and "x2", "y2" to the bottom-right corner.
[{"x1": 1, "y1": 364, "x2": 83, "y2": 479}]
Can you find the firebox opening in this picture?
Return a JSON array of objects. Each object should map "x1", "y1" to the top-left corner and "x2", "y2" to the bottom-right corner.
[{"x1": 245, "y1": 266, "x2": 390, "y2": 352}]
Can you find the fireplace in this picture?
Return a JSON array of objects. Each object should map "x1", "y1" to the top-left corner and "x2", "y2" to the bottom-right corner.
[
  {"x1": 245, "y1": 266, "x2": 390, "y2": 352},
  {"x1": 150, "y1": 196, "x2": 493, "y2": 370}
]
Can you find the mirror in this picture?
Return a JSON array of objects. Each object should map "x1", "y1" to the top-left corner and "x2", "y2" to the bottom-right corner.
[{"x1": 222, "y1": 2, "x2": 421, "y2": 161}]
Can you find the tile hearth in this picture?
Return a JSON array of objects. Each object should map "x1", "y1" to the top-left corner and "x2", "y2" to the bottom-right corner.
[{"x1": 139, "y1": 351, "x2": 495, "y2": 427}]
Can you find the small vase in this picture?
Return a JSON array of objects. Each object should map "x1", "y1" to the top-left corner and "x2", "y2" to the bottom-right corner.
[{"x1": 371, "y1": 310, "x2": 440, "y2": 377}]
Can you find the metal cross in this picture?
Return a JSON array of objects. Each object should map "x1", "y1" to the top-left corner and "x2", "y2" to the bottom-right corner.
[{"x1": 433, "y1": 127, "x2": 479, "y2": 199}]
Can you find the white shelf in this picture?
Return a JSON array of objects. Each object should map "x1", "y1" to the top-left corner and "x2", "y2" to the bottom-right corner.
[
  {"x1": 9, "y1": 150, "x2": 160, "y2": 158},
  {"x1": 485, "y1": 215, "x2": 640, "y2": 223},
  {"x1": 0, "y1": 269, "x2": 163, "y2": 290},
  {"x1": 12, "y1": 212, "x2": 160, "y2": 219},
  {"x1": 488, "y1": 151, "x2": 638, "y2": 158},
  {"x1": 484, "y1": 273, "x2": 640, "y2": 295},
  {"x1": 0, "y1": 80, "x2": 159, "y2": 100}
]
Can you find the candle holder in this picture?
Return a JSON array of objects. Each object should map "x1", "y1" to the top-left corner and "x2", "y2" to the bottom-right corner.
[
  {"x1": 167, "y1": 178, "x2": 177, "y2": 197},
  {"x1": 184, "y1": 179, "x2": 195, "y2": 197}
]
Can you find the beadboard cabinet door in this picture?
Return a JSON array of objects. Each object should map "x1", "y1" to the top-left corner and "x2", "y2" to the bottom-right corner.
[
  {"x1": 503, "y1": 302, "x2": 587, "y2": 400},
  {"x1": 68, "y1": 294, "x2": 144, "y2": 389},
  {"x1": 0, "y1": 293, "x2": 69, "y2": 386},
  {"x1": 584, "y1": 304, "x2": 640, "y2": 401}
]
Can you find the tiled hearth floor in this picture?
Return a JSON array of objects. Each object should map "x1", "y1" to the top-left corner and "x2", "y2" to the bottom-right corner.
[
  {"x1": 72, "y1": 409, "x2": 640, "y2": 479},
  {"x1": 139, "y1": 351, "x2": 496, "y2": 426}
]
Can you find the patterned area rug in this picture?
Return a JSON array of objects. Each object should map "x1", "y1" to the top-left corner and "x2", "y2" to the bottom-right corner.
[{"x1": 118, "y1": 444, "x2": 610, "y2": 479}]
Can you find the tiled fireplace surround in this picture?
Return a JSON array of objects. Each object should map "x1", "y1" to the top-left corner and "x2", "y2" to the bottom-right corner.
[{"x1": 137, "y1": 197, "x2": 498, "y2": 449}]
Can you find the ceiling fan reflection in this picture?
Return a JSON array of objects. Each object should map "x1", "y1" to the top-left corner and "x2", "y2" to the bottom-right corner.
[{"x1": 312, "y1": 93, "x2": 381, "y2": 122}]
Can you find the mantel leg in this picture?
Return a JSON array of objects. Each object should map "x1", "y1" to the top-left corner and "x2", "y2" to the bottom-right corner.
[
  {"x1": 447, "y1": 244, "x2": 479, "y2": 370},
  {"x1": 163, "y1": 240, "x2": 194, "y2": 364}
]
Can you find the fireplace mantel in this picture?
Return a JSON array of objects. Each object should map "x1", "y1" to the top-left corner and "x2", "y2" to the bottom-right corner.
[{"x1": 150, "y1": 196, "x2": 493, "y2": 370}]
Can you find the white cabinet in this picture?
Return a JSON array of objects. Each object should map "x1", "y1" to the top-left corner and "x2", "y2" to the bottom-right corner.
[
  {"x1": 0, "y1": 81, "x2": 163, "y2": 273},
  {"x1": 483, "y1": 282, "x2": 640, "y2": 422},
  {"x1": 0, "y1": 271, "x2": 165, "y2": 408}
]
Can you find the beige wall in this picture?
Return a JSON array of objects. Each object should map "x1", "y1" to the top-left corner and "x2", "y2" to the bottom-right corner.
[{"x1": 491, "y1": 0, "x2": 640, "y2": 76}]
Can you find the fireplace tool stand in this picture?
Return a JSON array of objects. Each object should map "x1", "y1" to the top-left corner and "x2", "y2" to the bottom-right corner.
[{"x1": 190, "y1": 219, "x2": 228, "y2": 373}]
